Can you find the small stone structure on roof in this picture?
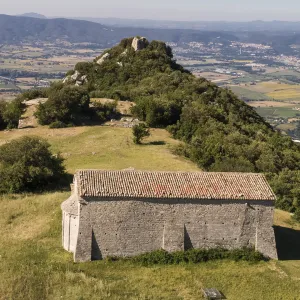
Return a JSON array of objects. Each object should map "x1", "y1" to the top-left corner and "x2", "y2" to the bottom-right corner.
[{"x1": 61, "y1": 169, "x2": 278, "y2": 262}]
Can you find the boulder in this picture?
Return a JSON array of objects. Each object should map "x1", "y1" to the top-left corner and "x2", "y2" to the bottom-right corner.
[
  {"x1": 132, "y1": 37, "x2": 147, "y2": 51},
  {"x1": 81, "y1": 75, "x2": 88, "y2": 83},
  {"x1": 62, "y1": 72, "x2": 88, "y2": 85},
  {"x1": 71, "y1": 70, "x2": 81, "y2": 81},
  {"x1": 97, "y1": 53, "x2": 110, "y2": 65}
]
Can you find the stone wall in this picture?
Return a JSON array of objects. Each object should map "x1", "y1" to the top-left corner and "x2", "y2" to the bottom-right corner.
[{"x1": 74, "y1": 198, "x2": 277, "y2": 262}]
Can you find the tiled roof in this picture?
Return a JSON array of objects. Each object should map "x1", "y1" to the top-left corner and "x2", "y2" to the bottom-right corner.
[{"x1": 75, "y1": 170, "x2": 276, "y2": 201}]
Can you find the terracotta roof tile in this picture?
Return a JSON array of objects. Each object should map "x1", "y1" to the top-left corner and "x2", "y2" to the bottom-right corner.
[{"x1": 75, "y1": 170, "x2": 276, "y2": 201}]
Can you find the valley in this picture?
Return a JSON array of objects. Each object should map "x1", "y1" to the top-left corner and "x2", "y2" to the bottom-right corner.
[{"x1": 2, "y1": 34, "x2": 300, "y2": 139}]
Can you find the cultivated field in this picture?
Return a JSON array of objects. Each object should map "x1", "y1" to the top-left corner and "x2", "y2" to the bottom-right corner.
[
  {"x1": 248, "y1": 101, "x2": 296, "y2": 108},
  {"x1": 0, "y1": 125, "x2": 300, "y2": 299},
  {"x1": 229, "y1": 86, "x2": 271, "y2": 101},
  {"x1": 244, "y1": 81, "x2": 300, "y2": 102}
]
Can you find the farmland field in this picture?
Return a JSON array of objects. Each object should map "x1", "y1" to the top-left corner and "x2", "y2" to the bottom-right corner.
[
  {"x1": 229, "y1": 86, "x2": 271, "y2": 101},
  {"x1": 255, "y1": 107, "x2": 300, "y2": 118}
]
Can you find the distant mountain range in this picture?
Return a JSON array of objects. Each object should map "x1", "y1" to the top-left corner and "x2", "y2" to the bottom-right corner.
[
  {"x1": 11, "y1": 13, "x2": 300, "y2": 32},
  {"x1": 19, "y1": 13, "x2": 47, "y2": 19},
  {"x1": 0, "y1": 14, "x2": 239, "y2": 46},
  {"x1": 1, "y1": 14, "x2": 300, "y2": 54},
  {"x1": 74, "y1": 17, "x2": 300, "y2": 32}
]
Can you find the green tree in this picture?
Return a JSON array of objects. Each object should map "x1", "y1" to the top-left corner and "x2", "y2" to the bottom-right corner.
[
  {"x1": 2, "y1": 98, "x2": 24, "y2": 129},
  {"x1": 0, "y1": 136, "x2": 65, "y2": 193},
  {"x1": 35, "y1": 85, "x2": 90, "y2": 125},
  {"x1": 132, "y1": 123, "x2": 150, "y2": 144}
]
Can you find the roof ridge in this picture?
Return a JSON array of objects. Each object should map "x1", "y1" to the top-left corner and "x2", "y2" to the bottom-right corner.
[{"x1": 75, "y1": 169, "x2": 264, "y2": 176}]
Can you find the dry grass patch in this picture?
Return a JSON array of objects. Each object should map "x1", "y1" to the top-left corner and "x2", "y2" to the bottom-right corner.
[
  {"x1": 91, "y1": 98, "x2": 135, "y2": 115},
  {"x1": 248, "y1": 101, "x2": 296, "y2": 108}
]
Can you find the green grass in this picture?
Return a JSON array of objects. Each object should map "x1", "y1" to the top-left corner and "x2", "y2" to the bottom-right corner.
[
  {"x1": 1, "y1": 192, "x2": 300, "y2": 299},
  {"x1": 1, "y1": 125, "x2": 300, "y2": 299},
  {"x1": 0, "y1": 126, "x2": 198, "y2": 174}
]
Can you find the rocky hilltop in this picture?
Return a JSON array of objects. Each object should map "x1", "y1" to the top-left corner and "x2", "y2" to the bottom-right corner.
[{"x1": 59, "y1": 37, "x2": 300, "y2": 214}]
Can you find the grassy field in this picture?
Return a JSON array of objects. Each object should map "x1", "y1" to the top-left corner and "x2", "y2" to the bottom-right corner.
[
  {"x1": 1, "y1": 192, "x2": 300, "y2": 300},
  {"x1": 243, "y1": 81, "x2": 300, "y2": 102},
  {"x1": 0, "y1": 125, "x2": 300, "y2": 299},
  {"x1": 229, "y1": 86, "x2": 271, "y2": 101},
  {"x1": 0, "y1": 126, "x2": 198, "y2": 174},
  {"x1": 255, "y1": 107, "x2": 300, "y2": 119}
]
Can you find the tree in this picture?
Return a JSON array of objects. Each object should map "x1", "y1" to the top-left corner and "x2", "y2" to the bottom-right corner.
[
  {"x1": 132, "y1": 123, "x2": 150, "y2": 144},
  {"x1": 1, "y1": 98, "x2": 24, "y2": 129},
  {"x1": 0, "y1": 136, "x2": 65, "y2": 193},
  {"x1": 35, "y1": 84, "x2": 90, "y2": 126}
]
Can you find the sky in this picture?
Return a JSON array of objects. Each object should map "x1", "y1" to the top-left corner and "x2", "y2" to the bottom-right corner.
[{"x1": 2, "y1": 0, "x2": 300, "y2": 21}]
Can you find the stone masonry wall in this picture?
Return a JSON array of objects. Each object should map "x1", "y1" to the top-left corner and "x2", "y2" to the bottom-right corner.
[{"x1": 74, "y1": 198, "x2": 277, "y2": 262}]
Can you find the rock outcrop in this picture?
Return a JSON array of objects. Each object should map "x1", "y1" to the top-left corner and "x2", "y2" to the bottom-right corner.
[
  {"x1": 132, "y1": 37, "x2": 147, "y2": 51},
  {"x1": 63, "y1": 71, "x2": 88, "y2": 86},
  {"x1": 96, "y1": 52, "x2": 110, "y2": 65}
]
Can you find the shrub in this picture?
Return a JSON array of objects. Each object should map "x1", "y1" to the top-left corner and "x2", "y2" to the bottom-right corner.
[
  {"x1": 131, "y1": 250, "x2": 173, "y2": 265},
  {"x1": 0, "y1": 136, "x2": 66, "y2": 193},
  {"x1": 293, "y1": 209, "x2": 300, "y2": 222},
  {"x1": 108, "y1": 247, "x2": 266, "y2": 266},
  {"x1": 49, "y1": 121, "x2": 68, "y2": 129},
  {"x1": 132, "y1": 123, "x2": 150, "y2": 144},
  {"x1": 93, "y1": 101, "x2": 121, "y2": 123},
  {"x1": 0, "y1": 98, "x2": 24, "y2": 129},
  {"x1": 21, "y1": 88, "x2": 49, "y2": 101}
]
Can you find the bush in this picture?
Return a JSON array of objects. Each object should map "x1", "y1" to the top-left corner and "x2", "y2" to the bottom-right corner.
[
  {"x1": 132, "y1": 123, "x2": 150, "y2": 144},
  {"x1": 49, "y1": 121, "x2": 68, "y2": 129},
  {"x1": 293, "y1": 209, "x2": 300, "y2": 222},
  {"x1": 93, "y1": 101, "x2": 121, "y2": 123},
  {"x1": 21, "y1": 88, "x2": 49, "y2": 101},
  {"x1": 0, "y1": 98, "x2": 24, "y2": 129},
  {"x1": 107, "y1": 247, "x2": 266, "y2": 266},
  {"x1": 0, "y1": 136, "x2": 66, "y2": 193}
]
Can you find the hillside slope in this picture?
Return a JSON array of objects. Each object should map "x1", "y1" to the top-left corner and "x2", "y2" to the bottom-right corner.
[
  {"x1": 57, "y1": 37, "x2": 300, "y2": 213},
  {"x1": 0, "y1": 125, "x2": 300, "y2": 299}
]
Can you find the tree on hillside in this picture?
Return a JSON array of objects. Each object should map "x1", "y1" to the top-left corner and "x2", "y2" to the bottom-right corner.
[
  {"x1": 132, "y1": 123, "x2": 150, "y2": 144},
  {"x1": 0, "y1": 136, "x2": 65, "y2": 193},
  {"x1": 0, "y1": 98, "x2": 24, "y2": 130}
]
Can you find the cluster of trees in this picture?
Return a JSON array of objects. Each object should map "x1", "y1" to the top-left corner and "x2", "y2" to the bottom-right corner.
[{"x1": 33, "y1": 83, "x2": 120, "y2": 127}]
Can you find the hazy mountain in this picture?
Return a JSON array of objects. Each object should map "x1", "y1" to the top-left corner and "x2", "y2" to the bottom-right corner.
[
  {"x1": 74, "y1": 17, "x2": 300, "y2": 32},
  {"x1": 19, "y1": 13, "x2": 47, "y2": 19},
  {"x1": 0, "y1": 14, "x2": 238, "y2": 46},
  {"x1": 1, "y1": 14, "x2": 300, "y2": 54}
]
